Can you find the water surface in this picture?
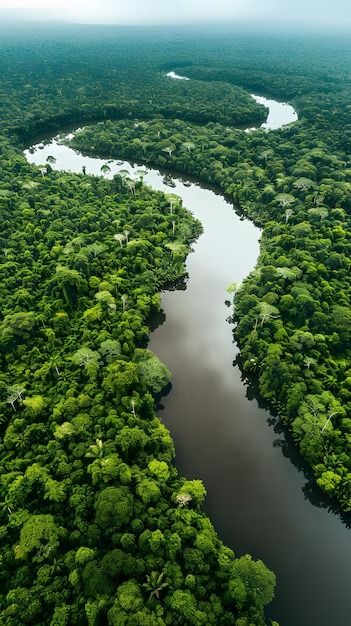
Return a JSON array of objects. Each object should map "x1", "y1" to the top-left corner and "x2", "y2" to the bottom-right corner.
[{"x1": 249, "y1": 94, "x2": 298, "y2": 130}]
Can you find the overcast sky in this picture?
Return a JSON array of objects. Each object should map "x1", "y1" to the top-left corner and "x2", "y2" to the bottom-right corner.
[{"x1": 0, "y1": 0, "x2": 349, "y2": 28}]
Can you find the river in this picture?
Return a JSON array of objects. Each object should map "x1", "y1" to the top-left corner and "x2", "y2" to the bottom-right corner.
[{"x1": 24, "y1": 84, "x2": 351, "y2": 626}]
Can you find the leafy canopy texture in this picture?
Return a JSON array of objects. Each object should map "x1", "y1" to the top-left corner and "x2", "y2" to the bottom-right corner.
[
  {"x1": 6, "y1": 25, "x2": 351, "y2": 624},
  {"x1": 0, "y1": 36, "x2": 276, "y2": 624}
]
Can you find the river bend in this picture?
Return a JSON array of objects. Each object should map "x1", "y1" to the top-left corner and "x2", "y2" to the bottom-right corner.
[{"x1": 25, "y1": 88, "x2": 351, "y2": 626}]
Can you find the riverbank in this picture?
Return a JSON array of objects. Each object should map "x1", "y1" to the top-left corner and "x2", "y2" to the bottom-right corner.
[{"x1": 24, "y1": 95, "x2": 351, "y2": 622}]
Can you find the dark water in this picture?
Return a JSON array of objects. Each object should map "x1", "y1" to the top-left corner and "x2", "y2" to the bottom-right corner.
[{"x1": 25, "y1": 92, "x2": 351, "y2": 625}]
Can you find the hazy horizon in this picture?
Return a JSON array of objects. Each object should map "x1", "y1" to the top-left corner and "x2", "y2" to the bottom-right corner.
[{"x1": 0, "y1": 0, "x2": 350, "y2": 30}]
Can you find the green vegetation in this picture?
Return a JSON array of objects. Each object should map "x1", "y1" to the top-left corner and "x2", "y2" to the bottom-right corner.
[
  {"x1": 0, "y1": 140, "x2": 277, "y2": 624},
  {"x1": 1, "y1": 23, "x2": 351, "y2": 625},
  {"x1": 66, "y1": 45, "x2": 351, "y2": 513},
  {"x1": 71, "y1": 100, "x2": 351, "y2": 509},
  {"x1": 0, "y1": 27, "x2": 280, "y2": 625}
]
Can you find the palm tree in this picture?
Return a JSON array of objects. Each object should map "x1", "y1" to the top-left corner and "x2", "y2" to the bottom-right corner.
[
  {"x1": 0, "y1": 499, "x2": 13, "y2": 517},
  {"x1": 47, "y1": 558, "x2": 63, "y2": 578},
  {"x1": 14, "y1": 430, "x2": 31, "y2": 453},
  {"x1": 143, "y1": 571, "x2": 169, "y2": 600},
  {"x1": 46, "y1": 155, "x2": 56, "y2": 165}
]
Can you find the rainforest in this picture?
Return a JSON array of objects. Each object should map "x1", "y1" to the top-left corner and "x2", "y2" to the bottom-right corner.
[{"x1": 1, "y1": 23, "x2": 351, "y2": 626}]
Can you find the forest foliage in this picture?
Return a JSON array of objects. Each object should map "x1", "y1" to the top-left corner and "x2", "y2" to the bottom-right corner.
[
  {"x1": 0, "y1": 137, "x2": 277, "y2": 625},
  {"x1": 70, "y1": 58, "x2": 351, "y2": 512},
  {"x1": 1, "y1": 24, "x2": 351, "y2": 625}
]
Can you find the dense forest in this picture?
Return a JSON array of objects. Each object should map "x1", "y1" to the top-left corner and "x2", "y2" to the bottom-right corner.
[
  {"x1": 0, "y1": 138, "x2": 279, "y2": 626},
  {"x1": 0, "y1": 26, "x2": 278, "y2": 626},
  {"x1": 68, "y1": 58, "x2": 351, "y2": 511},
  {"x1": 0, "y1": 23, "x2": 351, "y2": 625}
]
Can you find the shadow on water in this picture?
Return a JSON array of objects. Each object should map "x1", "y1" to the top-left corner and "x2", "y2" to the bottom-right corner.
[
  {"x1": 233, "y1": 348, "x2": 351, "y2": 530},
  {"x1": 148, "y1": 309, "x2": 167, "y2": 333}
]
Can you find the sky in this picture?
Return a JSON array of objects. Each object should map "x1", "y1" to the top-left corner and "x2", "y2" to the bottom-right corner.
[{"x1": 0, "y1": 0, "x2": 349, "y2": 28}]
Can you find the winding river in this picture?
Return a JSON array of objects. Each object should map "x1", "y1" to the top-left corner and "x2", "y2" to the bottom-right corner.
[{"x1": 25, "y1": 83, "x2": 351, "y2": 626}]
